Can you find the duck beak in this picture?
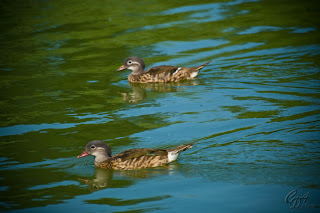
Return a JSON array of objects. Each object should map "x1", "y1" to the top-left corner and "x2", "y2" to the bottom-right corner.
[
  {"x1": 77, "y1": 150, "x2": 89, "y2": 158},
  {"x1": 116, "y1": 64, "x2": 126, "y2": 72}
]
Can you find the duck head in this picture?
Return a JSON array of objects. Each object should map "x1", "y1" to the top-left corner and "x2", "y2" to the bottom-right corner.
[
  {"x1": 116, "y1": 56, "x2": 145, "y2": 75},
  {"x1": 77, "y1": 140, "x2": 112, "y2": 163}
]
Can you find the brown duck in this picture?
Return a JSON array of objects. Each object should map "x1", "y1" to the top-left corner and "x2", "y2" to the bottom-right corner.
[
  {"x1": 116, "y1": 56, "x2": 211, "y2": 83},
  {"x1": 77, "y1": 140, "x2": 194, "y2": 170}
]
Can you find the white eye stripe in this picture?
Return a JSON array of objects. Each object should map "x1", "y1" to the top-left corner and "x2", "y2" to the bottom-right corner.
[{"x1": 97, "y1": 147, "x2": 105, "y2": 150}]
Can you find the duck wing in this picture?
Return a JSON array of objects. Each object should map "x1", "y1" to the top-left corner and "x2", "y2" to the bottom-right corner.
[
  {"x1": 112, "y1": 148, "x2": 167, "y2": 161},
  {"x1": 145, "y1": 65, "x2": 180, "y2": 75},
  {"x1": 110, "y1": 148, "x2": 168, "y2": 170}
]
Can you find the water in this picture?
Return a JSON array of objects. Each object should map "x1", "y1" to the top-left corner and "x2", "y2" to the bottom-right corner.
[{"x1": 1, "y1": 0, "x2": 320, "y2": 212}]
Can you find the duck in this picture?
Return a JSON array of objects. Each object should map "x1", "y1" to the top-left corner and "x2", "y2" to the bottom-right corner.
[
  {"x1": 77, "y1": 140, "x2": 194, "y2": 170},
  {"x1": 116, "y1": 56, "x2": 211, "y2": 83}
]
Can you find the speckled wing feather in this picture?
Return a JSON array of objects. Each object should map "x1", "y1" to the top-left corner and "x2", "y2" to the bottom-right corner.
[
  {"x1": 130, "y1": 65, "x2": 187, "y2": 83},
  {"x1": 145, "y1": 65, "x2": 180, "y2": 75},
  {"x1": 112, "y1": 148, "x2": 167, "y2": 161},
  {"x1": 108, "y1": 148, "x2": 169, "y2": 170}
]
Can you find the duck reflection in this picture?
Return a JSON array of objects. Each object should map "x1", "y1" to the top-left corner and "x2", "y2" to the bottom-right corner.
[
  {"x1": 79, "y1": 168, "x2": 113, "y2": 191},
  {"x1": 115, "y1": 163, "x2": 179, "y2": 178},
  {"x1": 121, "y1": 83, "x2": 146, "y2": 104},
  {"x1": 121, "y1": 81, "x2": 200, "y2": 104},
  {"x1": 79, "y1": 164, "x2": 180, "y2": 191}
]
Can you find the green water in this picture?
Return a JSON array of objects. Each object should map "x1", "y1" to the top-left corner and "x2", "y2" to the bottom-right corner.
[{"x1": 1, "y1": 0, "x2": 320, "y2": 212}]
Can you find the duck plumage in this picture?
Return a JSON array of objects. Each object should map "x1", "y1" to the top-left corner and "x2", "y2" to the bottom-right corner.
[
  {"x1": 77, "y1": 140, "x2": 194, "y2": 170},
  {"x1": 117, "y1": 56, "x2": 211, "y2": 83}
]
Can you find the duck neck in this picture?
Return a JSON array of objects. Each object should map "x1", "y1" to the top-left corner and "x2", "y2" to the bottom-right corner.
[
  {"x1": 94, "y1": 150, "x2": 111, "y2": 163},
  {"x1": 130, "y1": 66, "x2": 144, "y2": 75}
]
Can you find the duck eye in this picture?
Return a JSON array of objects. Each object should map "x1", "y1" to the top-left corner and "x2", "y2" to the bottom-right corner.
[
  {"x1": 128, "y1": 60, "x2": 132, "y2": 64},
  {"x1": 90, "y1": 145, "x2": 96, "y2": 150}
]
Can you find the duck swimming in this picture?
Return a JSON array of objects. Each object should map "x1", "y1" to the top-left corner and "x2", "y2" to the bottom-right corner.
[
  {"x1": 77, "y1": 140, "x2": 194, "y2": 170},
  {"x1": 116, "y1": 56, "x2": 211, "y2": 83}
]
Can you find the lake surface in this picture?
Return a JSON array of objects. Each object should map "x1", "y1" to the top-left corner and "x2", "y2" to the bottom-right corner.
[{"x1": 1, "y1": 0, "x2": 320, "y2": 212}]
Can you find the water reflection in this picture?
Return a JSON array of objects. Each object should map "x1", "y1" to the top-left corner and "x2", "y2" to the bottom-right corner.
[
  {"x1": 121, "y1": 81, "x2": 201, "y2": 104},
  {"x1": 120, "y1": 83, "x2": 146, "y2": 104},
  {"x1": 79, "y1": 164, "x2": 180, "y2": 191},
  {"x1": 79, "y1": 168, "x2": 113, "y2": 191}
]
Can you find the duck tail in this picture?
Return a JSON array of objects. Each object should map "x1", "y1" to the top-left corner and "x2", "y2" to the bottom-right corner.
[
  {"x1": 167, "y1": 143, "x2": 194, "y2": 154},
  {"x1": 195, "y1": 60, "x2": 212, "y2": 71}
]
